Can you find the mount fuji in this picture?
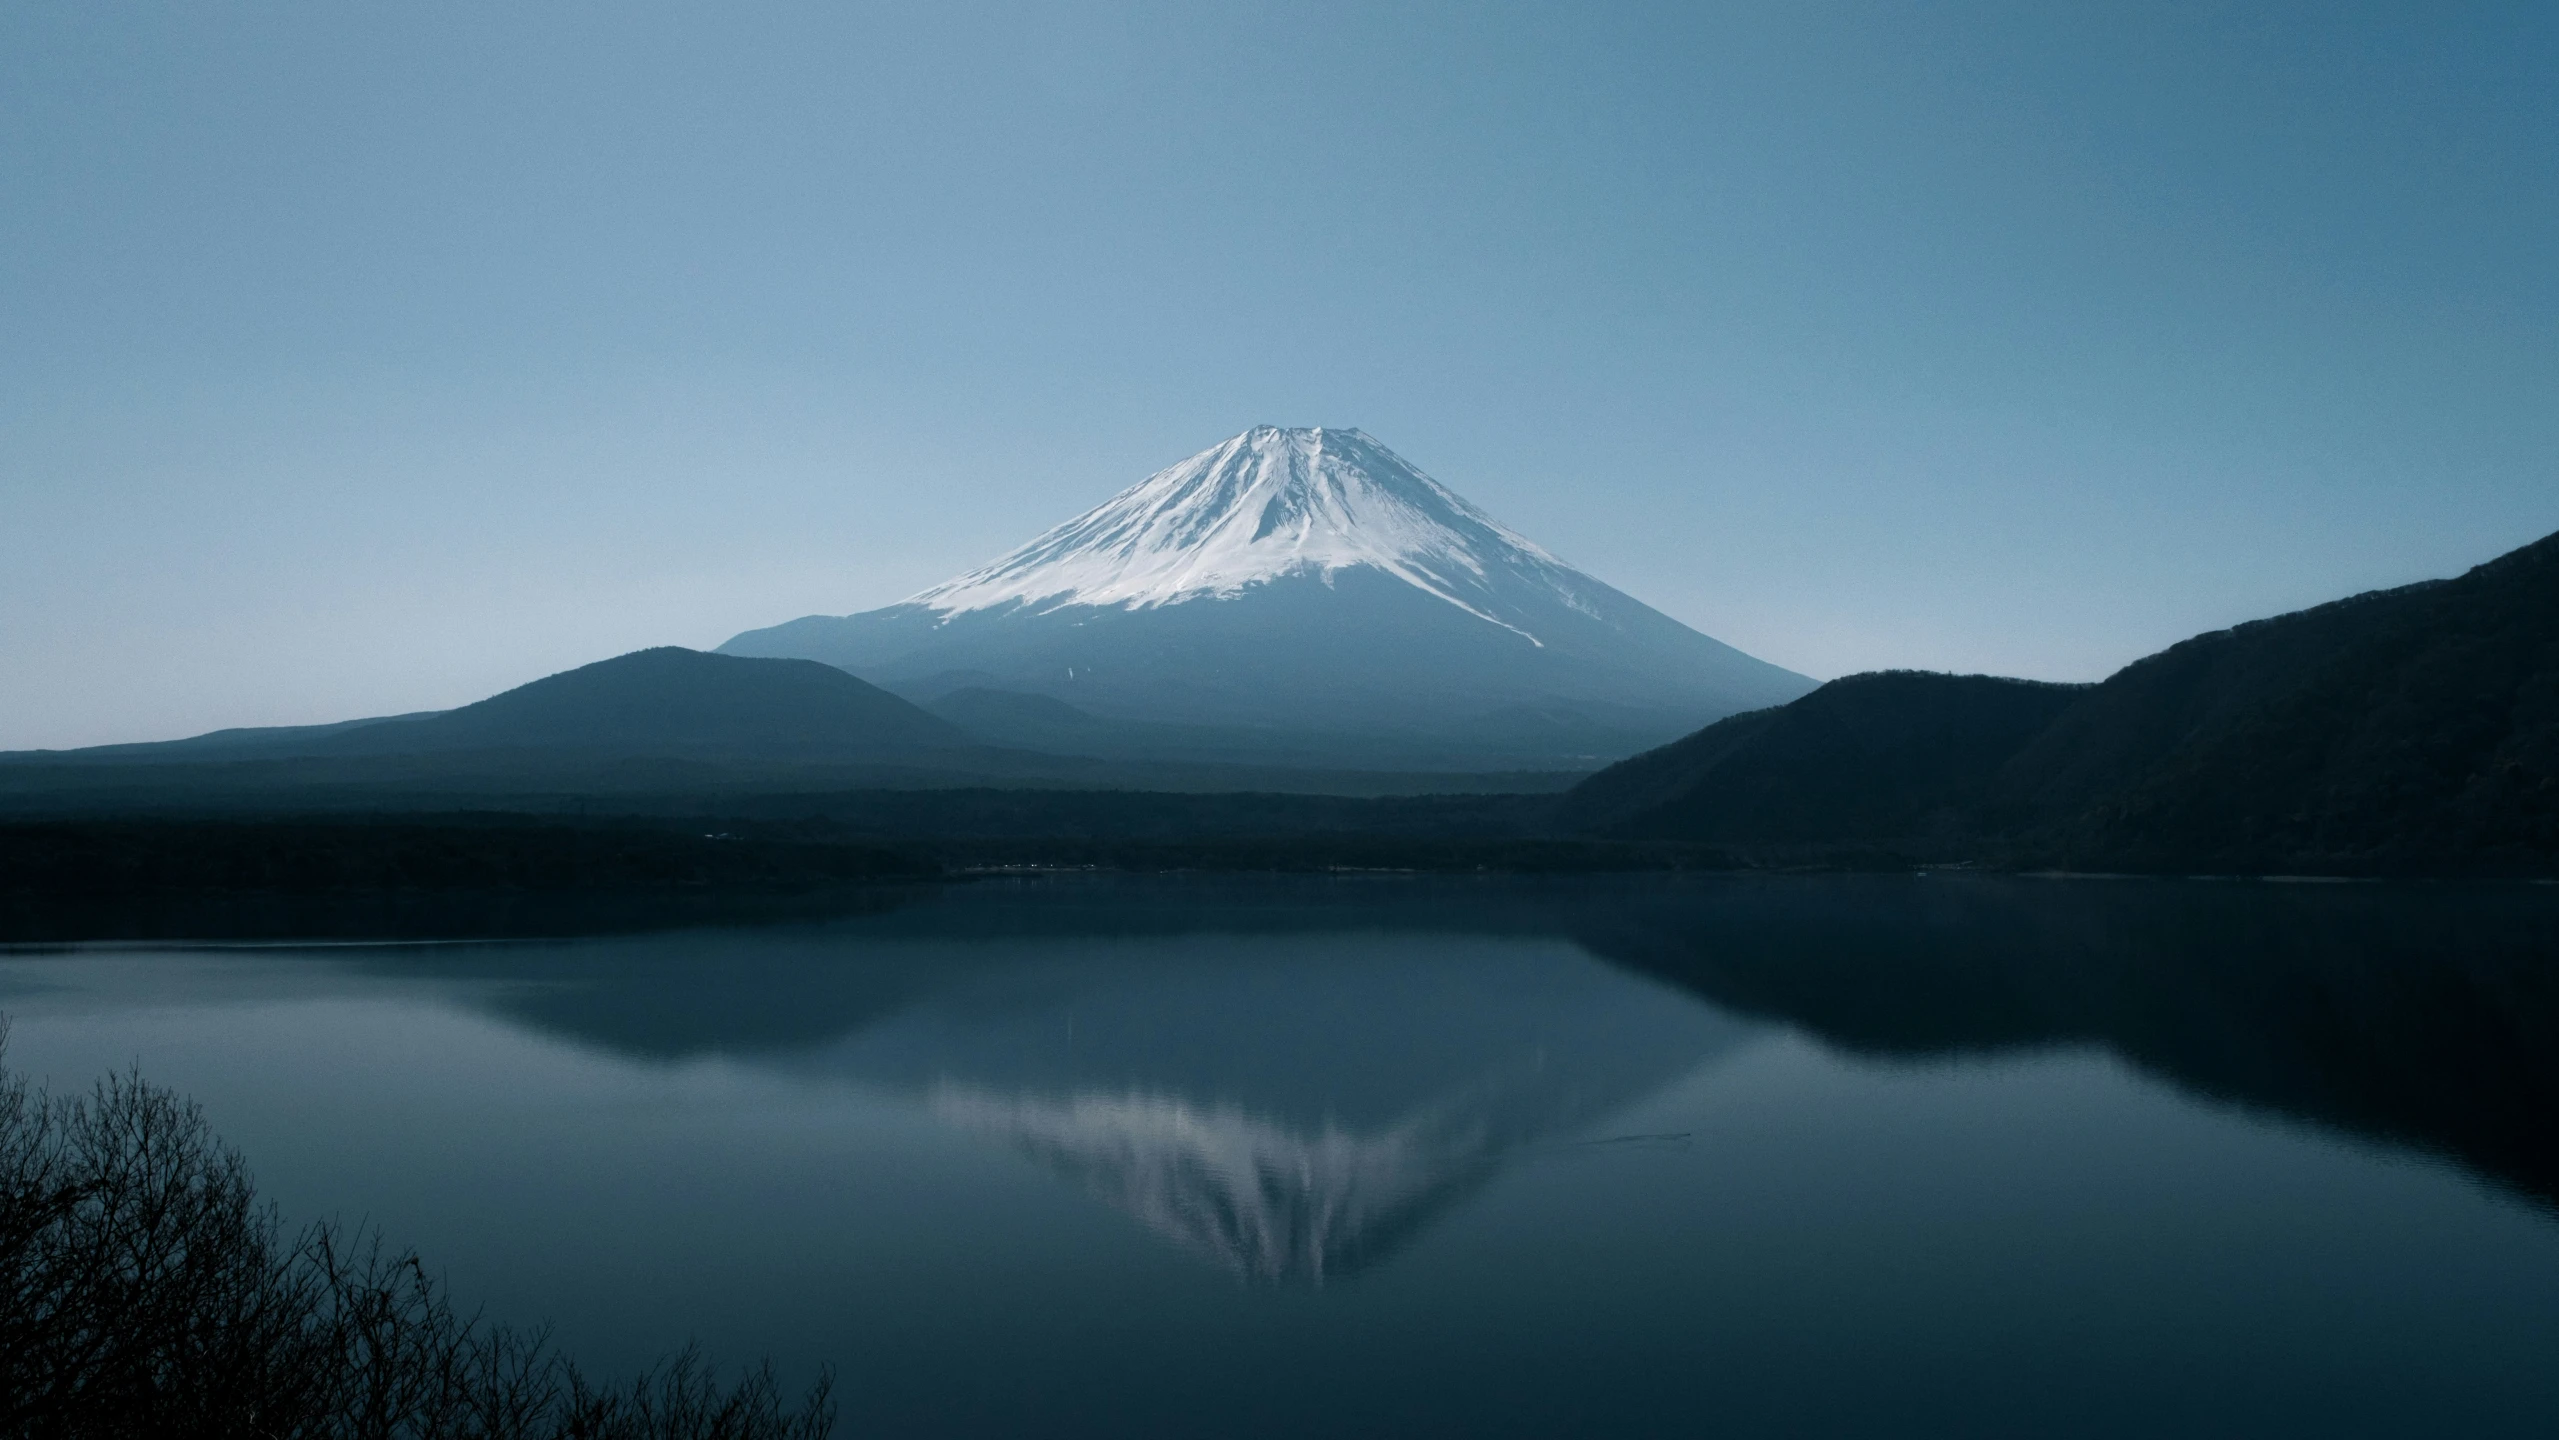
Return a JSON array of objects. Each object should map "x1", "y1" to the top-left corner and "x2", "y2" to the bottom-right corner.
[{"x1": 721, "y1": 427, "x2": 1814, "y2": 767}]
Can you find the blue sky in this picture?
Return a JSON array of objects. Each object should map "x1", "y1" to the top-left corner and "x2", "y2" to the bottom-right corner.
[{"x1": 5, "y1": 2, "x2": 2555, "y2": 748}]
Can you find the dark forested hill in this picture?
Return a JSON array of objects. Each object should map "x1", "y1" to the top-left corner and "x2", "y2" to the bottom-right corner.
[
  {"x1": 1558, "y1": 673, "x2": 2085, "y2": 843},
  {"x1": 2000, "y1": 531, "x2": 2559, "y2": 871},
  {"x1": 1572, "y1": 528, "x2": 2559, "y2": 874}
]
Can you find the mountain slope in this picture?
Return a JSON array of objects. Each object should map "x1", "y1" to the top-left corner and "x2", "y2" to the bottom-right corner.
[
  {"x1": 1568, "y1": 527, "x2": 2559, "y2": 873},
  {"x1": 722, "y1": 427, "x2": 1813, "y2": 765},
  {"x1": 1, "y1": 649, "x2": 970, "y2": 768},
  {"x1": 0, "y1": 652, "x2": 1598, "y2": 808}
]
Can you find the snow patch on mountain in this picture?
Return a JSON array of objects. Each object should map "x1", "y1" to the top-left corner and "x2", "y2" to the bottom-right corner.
[{"x1": 907, "y1": 426, "x2": 1600, "y2": 644}]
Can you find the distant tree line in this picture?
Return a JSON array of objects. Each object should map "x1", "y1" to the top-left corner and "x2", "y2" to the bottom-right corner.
[{"x1": 0, "y1": 819, "x2": 930, "y2": 895}]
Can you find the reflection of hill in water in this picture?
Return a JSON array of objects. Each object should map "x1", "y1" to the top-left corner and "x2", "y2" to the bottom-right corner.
[{"x1": 1571, "y1": 877, "x2": 2559, "y2": 1215}]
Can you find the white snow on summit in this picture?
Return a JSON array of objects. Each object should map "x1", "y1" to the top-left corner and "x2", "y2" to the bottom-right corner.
[{"x1": 908, "y1": 426, "x2": 1601, "y2": 641}]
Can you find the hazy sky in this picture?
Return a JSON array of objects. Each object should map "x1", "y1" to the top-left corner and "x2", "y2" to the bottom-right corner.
[{"x1": 5, "y1": 2, "x2": 2555, "y2": 749}]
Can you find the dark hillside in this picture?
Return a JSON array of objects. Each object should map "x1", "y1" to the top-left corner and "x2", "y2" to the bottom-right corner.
[
  {"x1": 2003, "y1": 530, "x2": 2559, "y2": 871},
  {"x1": 1562, "y1": 673, "x2": 2085, "y2": 846},
  {"x1": 1552, "y1": 707, "x2": 1784, "y2": 833},
  {"x1": 1566, "y1": 527, "x2": 2559, "y2": 874}
]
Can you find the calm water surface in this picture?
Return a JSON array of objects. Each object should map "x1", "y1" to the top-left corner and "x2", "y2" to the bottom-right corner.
[{"x1": 4, "y1": 875, "x2": 2557, "y2": 1437}]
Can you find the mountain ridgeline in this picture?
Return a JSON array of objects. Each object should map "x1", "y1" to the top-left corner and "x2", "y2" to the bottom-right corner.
[
  {"x1": 330, "y1": 647, "x2": 970, "y2": 758},
  {"x1": 4, "y1": 423, "x2": 2552, "y2": 879},
  {"x1": 1566, "y1": 527, "x2": 2559, "y2": 874},
  {"x1": 16, "y1": 648, "x2": 969, "y2": 766}
]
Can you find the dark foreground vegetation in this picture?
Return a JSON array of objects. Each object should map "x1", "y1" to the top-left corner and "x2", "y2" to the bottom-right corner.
[{"x1": 0, "y1": 1033, "x2": 833, "y2": 1439}]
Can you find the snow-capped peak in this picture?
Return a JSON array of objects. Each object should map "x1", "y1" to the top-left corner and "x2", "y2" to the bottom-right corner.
[{"x1": 908, "y1": 426, "x2": 1585, "y2": 638}]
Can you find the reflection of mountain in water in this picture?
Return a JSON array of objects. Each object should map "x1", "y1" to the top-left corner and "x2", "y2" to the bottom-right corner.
[
  {"x1": 329, "y1": 895, "x2": 1750, "y2": 1279},
  {"x1": 328, "y1": 875, "x2": 2559, "y2": 1244},
  {"x1": 932, "y1": 1083, "x2": 1468, "y2": 1282},
  {"x1": 927, "y1": 1033, "x2": 1647, "y2": 1282},
  {"x1": 806, "y1": 935, "x2": 1746, "y2": 1281}
]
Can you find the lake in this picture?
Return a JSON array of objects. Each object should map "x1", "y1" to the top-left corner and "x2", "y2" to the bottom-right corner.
[{"x1": 4, "y1": 874, "x2": 2557, "y2": 1437}]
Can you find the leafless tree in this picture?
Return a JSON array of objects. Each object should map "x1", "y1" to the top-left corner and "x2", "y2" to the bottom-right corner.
[{"x1": 0, "y1": 1024, "x2": 833, "y2": 1440}]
